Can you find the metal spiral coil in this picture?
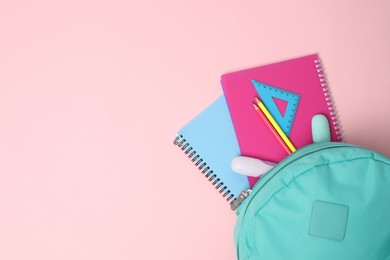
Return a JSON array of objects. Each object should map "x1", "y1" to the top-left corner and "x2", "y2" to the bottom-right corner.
[
  {"x1": 314, "y1": 59, "x2": 344, "y2": 141},
  {"x1": 173, "y1": 134, "x2": 235, "y2": 203}
]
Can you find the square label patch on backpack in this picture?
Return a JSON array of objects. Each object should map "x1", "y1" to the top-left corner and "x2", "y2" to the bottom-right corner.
[{"x1": 309, "y1": 200, "x2": 349, "y2": 241}]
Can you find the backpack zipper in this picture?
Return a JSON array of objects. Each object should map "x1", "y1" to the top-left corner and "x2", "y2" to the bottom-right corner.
[{"x1": 231, "y1": 189, "x2": 252, "y2": 211}]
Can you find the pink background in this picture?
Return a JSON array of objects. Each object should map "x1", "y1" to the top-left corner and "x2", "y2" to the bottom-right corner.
[{"x1": 0, "y1": 0, "x2": 389, "y2": 259}]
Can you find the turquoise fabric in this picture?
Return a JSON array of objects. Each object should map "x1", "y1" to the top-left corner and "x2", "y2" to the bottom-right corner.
[{"x1": 235, "y1": 142, "x2": 390, "y2": 259}]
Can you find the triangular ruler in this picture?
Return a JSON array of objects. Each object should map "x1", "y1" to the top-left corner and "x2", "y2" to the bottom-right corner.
[{"x1": 252, "y1": 80, "x2": 300, "y2": 136}]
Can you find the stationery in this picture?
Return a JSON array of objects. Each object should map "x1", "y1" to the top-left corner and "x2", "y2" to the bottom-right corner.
[
  {"x1": 255, "y1": 97, "x2": 296, "y2": 153},
  {"x1": 173, "y1": 96, "x2": 250, "y2": 204},
  {"x1": 221, "y1": 54, "x2": 342, "y2": 187},
  {"x1": 252, "y1": 102, "x2": 292, "y2": 155}
]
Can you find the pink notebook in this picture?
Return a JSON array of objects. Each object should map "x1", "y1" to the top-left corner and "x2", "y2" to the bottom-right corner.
[{"x1": 221, "y1": 54, "x2": 342, "y2": 187}]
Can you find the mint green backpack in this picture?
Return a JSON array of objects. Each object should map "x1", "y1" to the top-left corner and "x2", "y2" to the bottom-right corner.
[{"x1": 234, "y1": 142, "x2": 390, "y2": 259}]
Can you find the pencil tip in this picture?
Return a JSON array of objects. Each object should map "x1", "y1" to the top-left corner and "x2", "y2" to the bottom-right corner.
[
  {"x1": 255, "y1": 97, "x2": 261, "y2": 103},
  {"x1": 252, "y1": 103, "x2": 259, "y2": 109}
]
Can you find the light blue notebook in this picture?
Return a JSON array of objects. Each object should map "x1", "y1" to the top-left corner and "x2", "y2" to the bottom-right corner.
[{"x1": 174, "y1": 96, "x2": 250, "y2": 204}]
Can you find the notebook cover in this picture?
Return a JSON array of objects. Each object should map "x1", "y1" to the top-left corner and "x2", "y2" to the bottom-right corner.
[
  {"x1": 174, "y1": 96, "x2": 250, "y2": 203},
  {"x1": 221, "y1": 54, "x2": 342, "y2": 187}
]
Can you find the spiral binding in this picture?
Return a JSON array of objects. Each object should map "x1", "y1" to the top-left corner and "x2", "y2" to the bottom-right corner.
[
  {"x1": 173, "y1": 134, "x2": 235, "y2": 204},
  {"x1": 314, "y1": 58, "x2": 344, "y2": 141}
]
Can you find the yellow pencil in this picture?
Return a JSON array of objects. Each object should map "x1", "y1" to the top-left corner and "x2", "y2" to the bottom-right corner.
[{"x1": 255, "y1": 97, "x2": 297, "y2": 153}]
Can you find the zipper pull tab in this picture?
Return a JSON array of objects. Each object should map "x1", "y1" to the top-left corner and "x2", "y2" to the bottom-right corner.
[{"x1": 231, "y1": 189, "x2": 252, "y2": 211}]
